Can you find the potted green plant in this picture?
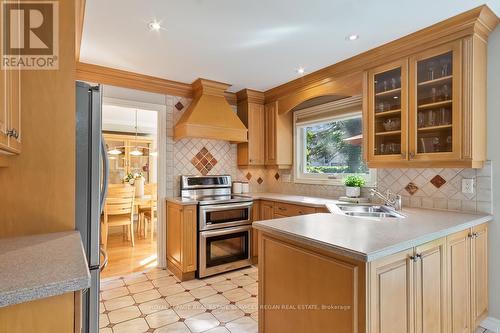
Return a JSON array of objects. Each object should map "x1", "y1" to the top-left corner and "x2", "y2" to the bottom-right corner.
[{"x1": 343, "y1": 175, "x2": 366, "y2": 198}]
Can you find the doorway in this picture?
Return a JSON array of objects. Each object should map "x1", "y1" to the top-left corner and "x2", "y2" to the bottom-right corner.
[{"x1": 100, "y1": 95, "x2": 165, "y2": 279}]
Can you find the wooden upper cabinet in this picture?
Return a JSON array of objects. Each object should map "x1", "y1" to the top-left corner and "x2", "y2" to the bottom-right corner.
[
  {"x1": 409, "y1": 41, "x2": 462, "y2": 162},
  {"x1": 0, "y1": 67, "x2": 22, "y2": 155},
  {"x1": 364, "y1": 36, "x2": 488, "y2": 168},
  {"x1": 264, "y1": 101, "x2": 293, "y2": 168},
  {"x1": 237, "y1": 89, "x2": 265, "y2": 166},
  {"x1": 366, "y1": 59, "x2": 408, "y2": 164}
]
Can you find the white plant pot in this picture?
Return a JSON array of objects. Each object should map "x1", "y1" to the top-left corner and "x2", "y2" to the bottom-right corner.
[{"x1": 346, "y1": 186, "x2": 361, "y2": 198}]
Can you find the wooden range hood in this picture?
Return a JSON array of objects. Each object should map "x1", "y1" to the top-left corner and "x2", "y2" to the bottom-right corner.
[{"x1": 174, "y1": 79, "x2": 248, "y2": 143}]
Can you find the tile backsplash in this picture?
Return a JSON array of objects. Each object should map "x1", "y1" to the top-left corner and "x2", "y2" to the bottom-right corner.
[
  {"x1": 236, "y1": 162, "x2": 493, "y2": 214},
  {"x1": 164, "y1": 95, "x2": 492, "y2": 215}
]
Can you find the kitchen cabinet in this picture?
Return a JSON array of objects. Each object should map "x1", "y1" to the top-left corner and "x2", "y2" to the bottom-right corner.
[
  {"x1": 447, "y1": 229, "x2": 471, "y2": 333},
  {"x1": 368, "y1": 248, "x2": 414, "y2": 333},
  {"x1": 364, "y1": 38, "x2": 487, "y2": 168},
  {"x1": 260, "y1": 201, "x2": 274, "y2": 220},
  {"x1": 251, "y1": 200, "x2": 261, "y2": 262},
  {"x1": 446, "y1": 224, "x2": 488, "y2": 333},
  {"x1": 471, "y1": 223, "x2": 488, "y2": 328},
  {"x1": 237, "y1": 89, "x2": 265, "y2": 166},
  {"x1": 264, "y1": 101, "x2": 293, "y2": 168},
  {"x1": 0, "y1": 292, "x2": 76, "y2": 333},
  {"x1": 103, "y1": 133, "x2": 154, "y2": 184},
  {"x1": 0, "y1": 67, "x2": 22, "y2": 155},
  {"x1": 368, "y1": 238, "x2": 446, "y2": 333},
  {"x1": 273, "y1": 202, "x2": 316, "y2": 217},
  {"x1": 166, "y1": 201, "x2": 197, "y2": 281},
  {"x1": 414, "y1": 238, "x2": 447, "y2": 333}
]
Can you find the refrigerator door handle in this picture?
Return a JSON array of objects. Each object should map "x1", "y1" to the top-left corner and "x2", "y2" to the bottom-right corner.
[
  {"x1": 99, "y1": 246, "x2": 108, "y2": 272},
  {"x1": 100, "y1": 135, "x2": 109, "y2": 215}
]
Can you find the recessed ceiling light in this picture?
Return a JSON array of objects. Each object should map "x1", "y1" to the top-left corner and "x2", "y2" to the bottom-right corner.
[
  {"x1": 296, "y1": 67, "x2": 305, "y2": 75},
  {"x1": 148, "y1": 20, "x2": 162, "y2": 32},
  {"x1": 346, "y1": 34, "x2": 359, "y2": 41}
]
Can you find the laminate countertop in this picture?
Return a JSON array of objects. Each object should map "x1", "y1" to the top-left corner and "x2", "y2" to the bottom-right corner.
[
  {"x1": 0, "y1": 231, "x2": 91, "y2": 307},
  {"x1": 166, "y1": 193, "x2": 339, "y2": 207},
  {"x1": 253, "y1": 208, "x2": 492, "y2": 262}
]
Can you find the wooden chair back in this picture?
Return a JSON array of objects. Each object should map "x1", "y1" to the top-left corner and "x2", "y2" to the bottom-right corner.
[{"x1": 105, "y1": 185, "x2": 135, "y2": 216}]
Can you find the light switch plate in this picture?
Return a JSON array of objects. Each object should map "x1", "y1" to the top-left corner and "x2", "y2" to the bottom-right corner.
[{"x1": 462, "y1": 178, "x2": 474, "y2": 194}]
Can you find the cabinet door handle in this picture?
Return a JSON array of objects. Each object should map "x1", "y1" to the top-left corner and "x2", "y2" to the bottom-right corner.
[
  {"x1": 401, "y1": 151, "x2": 407, "y2": 159},
  {"x1": 7, "y1": 129, "x2": 18, "y2": 139},
  {"x1": 409, "y1": 152, "x2": 415, "y2": 159},
  {"x1": 278, "y1": 207, "x2": 286, "y2": 211}
]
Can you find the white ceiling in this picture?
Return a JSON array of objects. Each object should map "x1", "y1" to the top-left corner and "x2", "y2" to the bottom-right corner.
[{"x1": 81, "y1": 0, "x2": 500, "y2": 93}]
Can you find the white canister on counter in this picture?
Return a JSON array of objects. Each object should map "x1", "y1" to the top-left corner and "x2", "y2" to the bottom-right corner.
[
  {"x1": 233, "y1": 181, "x2": 242, "y2": 194},
  {"x1": 241, "y1": 182, "x2": 250, "y2": 194}
]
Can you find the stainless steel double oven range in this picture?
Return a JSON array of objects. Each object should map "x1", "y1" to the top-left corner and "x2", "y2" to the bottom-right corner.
[{"x1": 180, "y1": 175, "x2": 253, "y2": 278}]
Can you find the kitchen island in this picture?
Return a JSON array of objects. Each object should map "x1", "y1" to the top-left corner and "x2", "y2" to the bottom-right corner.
[{"x1": 253, "y1": 209, "x2": 491, "y2": 333}]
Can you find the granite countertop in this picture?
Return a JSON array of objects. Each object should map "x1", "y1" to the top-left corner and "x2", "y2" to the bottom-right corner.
[
  {"x1": 253, "y1": 208, "x2": 492, "y2": 262},
  {"x1": 0, "y1": 231, "x2": 91, "y2": 307}
]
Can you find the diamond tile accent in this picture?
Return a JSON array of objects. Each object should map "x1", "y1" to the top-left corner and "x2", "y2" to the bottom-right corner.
[
  {"x1": 257, "y1": 177, "x2": 263, "y2": 184},
  {"x1": 430, "y1": 175, "x2": 446, "y2": 188},
  {"x1": 405, "y1": 182, "x2": 419, "y2": 195},
  {"x1": 245, "y1": 172, "x2": 252, "y2": 180},
  {"x1": 191, "y1": 147, "x2": 217, "y2": 176},
  {"x1": 175, "y1": 101, "x2": 184, "y2": 111},
  {"x1": 274, "y1": 173, "x2": 280, "y2": 180}
]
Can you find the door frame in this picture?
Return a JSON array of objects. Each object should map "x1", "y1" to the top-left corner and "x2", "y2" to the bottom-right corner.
[{"x1": 102, "y1": 96, "x2": 167, "y2": 269}]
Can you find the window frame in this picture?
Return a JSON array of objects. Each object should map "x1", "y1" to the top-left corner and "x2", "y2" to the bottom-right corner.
[{"x1": 293, "y1": 101, "x2": 376, "y2": 186}]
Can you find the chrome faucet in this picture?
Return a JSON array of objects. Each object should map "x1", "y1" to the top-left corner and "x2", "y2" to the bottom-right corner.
[{"x1": 370, "y1": 188, "x2": 403, "y2": 211}]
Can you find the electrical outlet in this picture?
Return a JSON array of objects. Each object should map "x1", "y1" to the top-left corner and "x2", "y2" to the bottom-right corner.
[{"x1": 462, "y1": 178, "x2": 474, "y2": 194}]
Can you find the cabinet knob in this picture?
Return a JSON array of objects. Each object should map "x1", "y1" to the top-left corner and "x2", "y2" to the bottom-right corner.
[{"x1": 7, "y1": 128, "x2": 18, "y2": 139}]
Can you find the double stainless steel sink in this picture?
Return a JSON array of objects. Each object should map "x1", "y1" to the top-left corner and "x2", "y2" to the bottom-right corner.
[{"x1": 334, "y1": 204, "x2": 406, "y2": 219}]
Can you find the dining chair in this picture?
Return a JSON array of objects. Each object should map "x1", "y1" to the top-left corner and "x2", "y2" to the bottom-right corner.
[
  {"x1": 101, "y1": 184, "x2": 136, "y2": 249},
  {"x1": 139, "y1": 183, "x2": 157, "y2": 241}
]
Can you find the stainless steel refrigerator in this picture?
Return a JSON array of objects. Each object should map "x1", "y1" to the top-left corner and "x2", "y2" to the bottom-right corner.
[{"x1": 76, "y1": 81, "x2": 109, "y2": 333}]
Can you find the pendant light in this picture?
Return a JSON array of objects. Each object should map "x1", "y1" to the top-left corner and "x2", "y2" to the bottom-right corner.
[{"x1": 130, "y1": 110, "x2": 143, "y2": 156}]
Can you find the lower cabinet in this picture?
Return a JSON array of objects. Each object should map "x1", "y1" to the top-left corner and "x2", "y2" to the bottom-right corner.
[
  {"x1": 0, "y1": 292, "x2": 76, "y2": 333},
  {"x1": 368, "y1": 248, "x2": 415, "y2": 333},
  {"x1": 166, "y1": 201, "x2": 197, "y2": 281},
  {"x1": 251, "y1": 200, "x2": 261, "y2": 262},
  {"x1": 447, "y1": 224, "x2": 489, "y2": 332},
  {"x1": 253, "y1": 200, "x2": 325, "y2": 262},
  {"x1": 368, "y1": 223, "x2": 488, "y2": 333}
]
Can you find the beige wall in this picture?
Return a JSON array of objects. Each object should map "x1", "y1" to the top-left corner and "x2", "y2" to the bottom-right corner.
[{"x1": 0, "y1": 0, "x2": 76, "y2": 238}]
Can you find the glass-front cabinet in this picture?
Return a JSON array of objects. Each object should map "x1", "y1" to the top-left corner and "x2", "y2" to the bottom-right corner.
[
  {"x1": 367, "y1": 59, "x2": 408, "y2": 163},
  {"x1": 365, "y1": 40, "x2": 470, "y2": 167},
  {"x1": 409, "y1": 41, "x2": 461, "y2": 161}
]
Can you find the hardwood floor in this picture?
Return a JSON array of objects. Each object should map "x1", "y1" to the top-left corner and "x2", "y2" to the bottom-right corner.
[{"x1": 101, "y1": 232, "x2": 157, "y2": 279}]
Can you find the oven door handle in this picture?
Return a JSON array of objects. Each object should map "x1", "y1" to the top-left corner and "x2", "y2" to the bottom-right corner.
[
  {"x1": 199, "y1": 202, "x2": 253, "y2": 212},
  {"x1": 200, "y1": 225, "x2": 252, "y2": 237}
]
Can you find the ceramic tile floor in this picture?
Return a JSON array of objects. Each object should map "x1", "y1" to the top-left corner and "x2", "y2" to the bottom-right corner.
[{"x1": 100, "y1": 266, "x2": 258, "y2": 333}]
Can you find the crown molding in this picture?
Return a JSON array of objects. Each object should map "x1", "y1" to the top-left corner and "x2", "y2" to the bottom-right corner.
[
  {"x1": 75, "y1": 62, "x2": 237, "y2": 105},
  {"x1": 236, "y1": 89, "x2": 265, "y2": 104}
]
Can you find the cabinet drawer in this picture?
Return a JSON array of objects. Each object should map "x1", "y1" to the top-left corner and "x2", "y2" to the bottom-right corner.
[{"x1": 273, "y1": 202, "x2": 316, "y2": 217}]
